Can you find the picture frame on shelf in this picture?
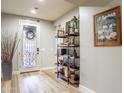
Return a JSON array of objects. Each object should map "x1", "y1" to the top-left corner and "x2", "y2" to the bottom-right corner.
[{"x1": 94, "y1": 6, "x2": 121, "y2": 46}]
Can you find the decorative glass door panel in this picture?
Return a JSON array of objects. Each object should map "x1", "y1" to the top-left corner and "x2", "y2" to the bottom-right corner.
[{"x1": 23, "y1": 25, "x2": 37, "y2": 68}]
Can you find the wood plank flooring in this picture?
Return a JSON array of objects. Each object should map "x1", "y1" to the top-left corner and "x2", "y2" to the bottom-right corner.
[{"x1": 1, "y1": 70, "x2": 83, "y2": 93}]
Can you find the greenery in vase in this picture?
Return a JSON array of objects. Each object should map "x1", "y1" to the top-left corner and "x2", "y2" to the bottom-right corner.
[
  {"x1": 70, "y1": 16, "x2": 79, "y2": 31},
  {"x1": 1, "y1": 30, "x2": 19, "y2": 63}
]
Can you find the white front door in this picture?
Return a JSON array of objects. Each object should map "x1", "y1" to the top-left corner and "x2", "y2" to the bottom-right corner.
[{"x1": 19, "y1": 20, "x2": 40, "y2": 72}]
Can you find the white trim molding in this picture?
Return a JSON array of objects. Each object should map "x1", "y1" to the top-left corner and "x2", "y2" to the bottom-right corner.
[
  {"x1": 79, "y1": 84, "x2": 96, "y2": 93},
  {"x1": 12, "y1": 67, "x2": 55, "y2": 74},
  {"x1": 40, "y1": 66, "x2": 56, "y2": 71}
]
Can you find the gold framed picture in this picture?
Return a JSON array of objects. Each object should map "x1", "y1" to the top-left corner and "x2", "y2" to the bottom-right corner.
[{"x1": 94, "y1": 6, "x2": 121, "y2": 46}]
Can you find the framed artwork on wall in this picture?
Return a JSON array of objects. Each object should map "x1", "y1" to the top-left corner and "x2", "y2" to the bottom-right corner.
[{"x1": 94, "y1": 6, "x2": 121, "y2": 46}]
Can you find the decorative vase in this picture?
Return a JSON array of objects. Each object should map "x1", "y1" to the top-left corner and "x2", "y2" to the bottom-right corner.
[{"x1": 2, "y1": 62, "x2": 12, "y2": 81}]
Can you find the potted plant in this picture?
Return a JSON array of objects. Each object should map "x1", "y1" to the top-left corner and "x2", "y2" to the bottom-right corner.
[{"x1": 1, "y1": 30, "x2": 19, "y2": 81}]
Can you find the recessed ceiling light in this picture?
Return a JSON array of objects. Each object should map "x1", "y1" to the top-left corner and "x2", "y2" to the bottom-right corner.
[
  {"x1": 39, "y1": 0, "x2": 44, "y2": 2},
  {"x1": 30, "y1": 9, "x2": 36, "y2": 14}
]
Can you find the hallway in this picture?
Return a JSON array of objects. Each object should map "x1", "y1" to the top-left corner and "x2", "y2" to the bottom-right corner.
[{"x1": 1, "y1": 0, "x2": 122, "y2": 93}]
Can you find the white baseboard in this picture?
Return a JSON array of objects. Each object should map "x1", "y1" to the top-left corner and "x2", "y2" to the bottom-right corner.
[
  {"x1": 79, "y1": 84, "x2": 96, "y2": 93},
  {"x1": 12, "y1": 67, "x2": 55, "y2": 74},
  {"x1": 40, "y1": 67, "x2": 55, "y2": 71}
]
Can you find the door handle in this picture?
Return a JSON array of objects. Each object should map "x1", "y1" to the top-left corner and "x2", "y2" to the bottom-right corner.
[{"x1": 37, "y1": 48, "x2": 39, "y2": 54}]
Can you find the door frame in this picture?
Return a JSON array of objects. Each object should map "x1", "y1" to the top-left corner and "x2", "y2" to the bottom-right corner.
[{"x1": 18, "y1": 20, "x2": 41, "y2": 73}]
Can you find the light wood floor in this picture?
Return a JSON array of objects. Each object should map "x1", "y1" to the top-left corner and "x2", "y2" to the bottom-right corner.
[{"x1": 1, "y1": 70, "x2": 83, "y2": 93}]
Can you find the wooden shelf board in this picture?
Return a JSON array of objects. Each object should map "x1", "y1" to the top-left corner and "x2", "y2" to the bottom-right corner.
[
  {"x1": 58, "y1": 45, "x2": 80, "y2": 47},
  {"x1": 69, "y1": 32, "x2": 80, "y2": 36},
  {"x1": 55, "y1": 36, "x2": 67, "y2": 38},
  {"x1": 69, "y1": 68, "x2": 79, "y2": 72}
]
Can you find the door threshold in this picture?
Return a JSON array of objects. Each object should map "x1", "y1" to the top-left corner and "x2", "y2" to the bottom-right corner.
[
  {"x1": 20, "y1": 69, "x2": 40, "y2": 74},
  {"x1": 19, "y1": 67, "x2": 40, "y2": 74}
]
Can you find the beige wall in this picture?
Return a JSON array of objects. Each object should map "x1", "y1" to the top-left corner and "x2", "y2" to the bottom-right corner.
[
  {"x1": 54, "y1": 8, "x2": 79, "y2": 27},
  {"x1": 54, "y1": 0, "x2": 122, "y2": 93},
  {"x1": 79, "y1": 0, "x2": 122, "y2": 93},
  {"x1": 1, "y1": 13, "x2": 56, "y2": 71}
]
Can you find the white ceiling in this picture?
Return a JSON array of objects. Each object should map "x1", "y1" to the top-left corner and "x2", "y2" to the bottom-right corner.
[
  {"x1": 2, "y1": 0, "x2": 113, "y2": 21},
  {"x1": 65, "y1": 0, "x2": 112, "y2": 6},
  {"x1": 1, "y1": 0, "x2": 76, "y2": 21}
]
